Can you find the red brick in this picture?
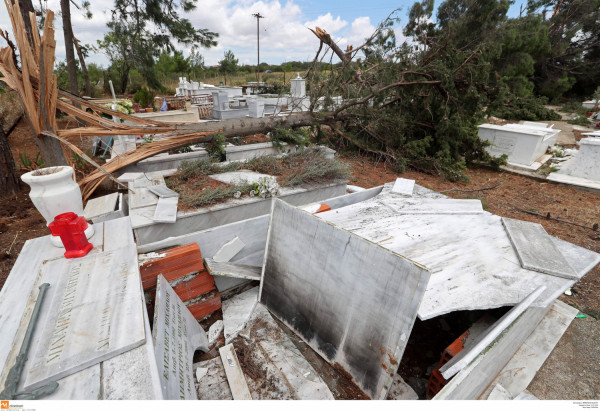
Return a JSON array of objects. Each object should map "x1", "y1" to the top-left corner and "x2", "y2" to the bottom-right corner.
[
  {"x1": 187, "y1": 294, "x2": 222, "y2": 320},
  {"x1": 172, "y1": 272, "x2": 216, "y2": 302},
  {"x1": 140, "y1": 243, "x2": 205, "y2": 290}
]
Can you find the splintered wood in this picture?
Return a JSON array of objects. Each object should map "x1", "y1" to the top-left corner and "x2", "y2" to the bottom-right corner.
[{"x1": 0, "y1": 1, "x2": 221, "y2": 200}]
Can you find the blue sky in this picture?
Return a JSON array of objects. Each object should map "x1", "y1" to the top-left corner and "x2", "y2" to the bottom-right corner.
[{"x1": 0, "y1": 0, "x2": 530, "y2": 68}]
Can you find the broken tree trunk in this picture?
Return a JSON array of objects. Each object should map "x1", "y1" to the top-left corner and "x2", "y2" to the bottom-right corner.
[
  {"x1": 0, "y1": 125, "x2": 20, "y2": 196},
  {"x1": 17, "y1": 0, "x2": 34, "y2": 48},
  {"x1": 73, "y1": 35, "x2": 91, "y2": 97},
  {"x1": 60, "y1": 0, "x2": 79, "y2": 98}
]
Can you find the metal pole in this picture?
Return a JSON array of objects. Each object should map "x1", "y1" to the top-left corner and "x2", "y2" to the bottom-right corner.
[{"x1": 252, "y1": 13, "x2": 264, "y2": 82}]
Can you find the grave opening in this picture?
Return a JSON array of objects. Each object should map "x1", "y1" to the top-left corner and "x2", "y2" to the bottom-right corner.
[{"x1": 397, "y1": 306, "x2": 510, "y2": 399}]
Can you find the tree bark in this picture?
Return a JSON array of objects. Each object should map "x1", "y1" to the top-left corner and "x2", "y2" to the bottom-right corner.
[
  {"x1": 18, "y1": 0, "x2": 35, "y2": 48},
  {"x1": 0, "y1": 125, "x2": 20, "y2": 196},
  {"x1": 60, "y1": 0, "x2": 79, "y2": 97},
  {"x1": 73, "y1": 35, "x2": 91, "y2": 96}
]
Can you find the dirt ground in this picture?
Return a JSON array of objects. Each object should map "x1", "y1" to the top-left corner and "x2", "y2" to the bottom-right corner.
[{"x1": 1, "y1": 120, "x2": 599, "y2": 399}]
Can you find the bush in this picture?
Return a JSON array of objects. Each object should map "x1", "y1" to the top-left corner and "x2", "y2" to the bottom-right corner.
[{"x1": 133, "y1": 86, "x2": 155, "y2": 108}]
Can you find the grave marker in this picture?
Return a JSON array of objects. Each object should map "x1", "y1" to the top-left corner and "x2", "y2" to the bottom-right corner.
[
  {"x1": 152, "y1": 275, "x2": 209, "y2": 399},
  {"x1": 22, "y1": 247, "x2": 145, "y2": 391}
]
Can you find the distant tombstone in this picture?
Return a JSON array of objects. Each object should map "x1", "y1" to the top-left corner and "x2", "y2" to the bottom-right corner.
[
  {"x1": 21, "y1": 246, "x2": 146, "y2": 392},
  {"x1": 152, "y1": 275, "x2": 209, "y2": 400},
  {"x1": 248, "y1": 97, "x2": 265, "y2": 118},
  {"x1": 290, "y1": 73, "x2": 306, "y2": 98},
  {"x1": 212, "y1": 91, "x2": 230, "y2": 111}
]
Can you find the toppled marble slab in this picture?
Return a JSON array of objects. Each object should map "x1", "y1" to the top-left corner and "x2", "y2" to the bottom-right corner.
[
  {"x1": 212, "y1": 237, "x2": 245, "y2": 263},
  {"x1": 261, "y1": 200, "x2": 430, "y2": 399},
  {"x1": 152, "y1": 275, "x2": 209, "y2": 399},
  {"x1": 194, "y1": 357, "x2": 233, "y2": 400},
  {"x1": 153, "y1": 197, "x2": 178, "y2": 223},
  {"x1": 234, "y1": 303, "x2": 334, "y2": 400},
  {"x1": 481, "y1": 300, "x2": 578, "y2": 400},
  {"x1": 22, "y1": 247, "x2": 146, "y2": 392},
  {"x1": 83, "y1": 192, "x2": 119, "y2": 221},
  {"x1": 502, "y1": 218, "x2": 577, "y2": 280},
  {"x1": 391, "y1": 178, "x2": 415, "y2": 196},
  {"x1": 219, "y1": 343, "x2": 252, "y2": 400},
  {"x1": 205, "y1": 258, "x2": 262, "y2": 281},
  {"x1": 316, "y1": 185, "x2": 600, "y2": 319},
  {"x1": 148, "y1": 185, "x2": 179, "y2": 198},
  {"x1": 222, "y1": 287, "x2": 259, "y2": 343}
]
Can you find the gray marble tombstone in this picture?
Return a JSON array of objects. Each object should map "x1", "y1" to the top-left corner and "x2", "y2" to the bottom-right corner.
[{"x1": 152, "y1": 275, "x2": 209, "y2": 399}]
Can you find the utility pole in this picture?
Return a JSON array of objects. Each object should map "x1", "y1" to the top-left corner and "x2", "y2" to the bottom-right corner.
[{"x1": 252, "y1": 12, "x2": 264, "y2": 82}]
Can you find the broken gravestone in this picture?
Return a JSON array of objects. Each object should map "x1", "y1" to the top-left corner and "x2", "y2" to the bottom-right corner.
[{"x1": 152, "y1": 274, "x2": 209, "y2": 399}]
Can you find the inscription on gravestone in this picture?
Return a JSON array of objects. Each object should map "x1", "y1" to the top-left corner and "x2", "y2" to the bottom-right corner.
[
  {"x1": 22, "y1": 247, "x2": 146, "y2": 391},
  {"x1": 152, "y1": 275, "x2": 209, "y2": 400},
  {"x1": 489, "y1": 135, "x2": 517, "y2": 156}
]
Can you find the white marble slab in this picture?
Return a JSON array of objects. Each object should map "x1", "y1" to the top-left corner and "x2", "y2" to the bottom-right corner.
[
  {"x1": 22, "y1": 246, "x2": 146, "y2": 392},
  {"x1": 222, "y1": 287, "x2": 259, "y2": 344},
  {"x1": 317, "y1": 188, "x2": 599, "y2": 319},
  {"x1": 84, "y1": 193, "x2": 119, "y2": 220},
  {"x1": 260, "y1": 200, "x2": 431, "y2": 399},
  {"x1": 391, "y1": 178, "x2": 415, "y2": 196},
  {"x1": 152, "y1": 275, "x2": 209, "y2": 400},
  {"x1": 153, "y1": 197, "x2": 178, "y2": 223},
  {"x1": 194, "y1": 357, "x2": 233, "y2": 400},
  {"x1": 205, "y1": 258, "x2": 262, "y2": 281},
  {"x1": 502, "y1": 218, "x2": 577, "y2": 280},
  {"x1": 481, "y1": 300, "x2": 578, "y2": 400},
  {"x1": 237, "y1": 303, "x2": 334, "y2": 400},
  {"x1": 213, "y1": 237, "x2": 245, "y2": 263},
  {"x1": 148, "y1": 185, "x2": 179, "y2": 198},
  {"x1": 380, "y1": 198, "x2": 484, "y2": 214},
  {"x1": 209, "y1": 170, "x2": 274, "y2": 186},
  {"x1": 219, "y1": 343, "x2": 252, "y2": 400}
]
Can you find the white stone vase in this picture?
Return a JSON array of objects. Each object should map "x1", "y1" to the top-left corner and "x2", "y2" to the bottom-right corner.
[{"x1": 21, "y1": 166, "x2": 94, "y2": 247}]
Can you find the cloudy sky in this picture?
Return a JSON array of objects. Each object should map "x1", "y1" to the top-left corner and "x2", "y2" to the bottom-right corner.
[{"x1": 0, "y1": 0, "x2": 528, "y2": 68}]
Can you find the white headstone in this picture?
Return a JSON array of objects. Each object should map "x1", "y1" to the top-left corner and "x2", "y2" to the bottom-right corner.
[
  {"x1": 290, "y1": 73, "x2": 306, "y2": 98},
  {"x1": 22, "y1": 247, "x2": 146, "y2": 391},
  {"x1": 152, "y1": 275, "x2": 209, "y2": 400}
]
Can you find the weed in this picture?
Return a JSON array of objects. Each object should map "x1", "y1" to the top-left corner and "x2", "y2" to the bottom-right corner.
[
  {"x1": 180, "y1": 183, "x2": 251, "y2": 208},
  {"x1": 206, "y1": 132, "x2": 226, "y2": 160},
  {"x1": 72, "y1": 151, "x2": 87, "y2": 168},
  {"x1": 178, "y1": 145, "x2": 192, "y2": 153},
  {"x1": 19, "y1": 149, "x2": 44, "y2": 170}
]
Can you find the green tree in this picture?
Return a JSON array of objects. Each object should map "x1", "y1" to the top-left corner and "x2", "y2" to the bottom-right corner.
[
  {"x1": 219, "y1": 50, "x2": 238, "y2": 85},
  {"x1": 527, "y1": 0, "x2": 600, "y2": 99},
  {"x1": 99, "y1": 0, "x2": 218, "y2": 90}
]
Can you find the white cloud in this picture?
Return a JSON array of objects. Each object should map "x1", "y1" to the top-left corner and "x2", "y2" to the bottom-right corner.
[{"x1": 0, "y1": 0, "x2": 383, "y2": 68}]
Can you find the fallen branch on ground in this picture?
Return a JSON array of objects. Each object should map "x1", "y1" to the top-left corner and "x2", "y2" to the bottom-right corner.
[
  {"x1": 512, "y1": 206, "x2": 599, "y2": 232},
  {"x1": 440, "y1": 183, "x2": 500, "y2": 193}
]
